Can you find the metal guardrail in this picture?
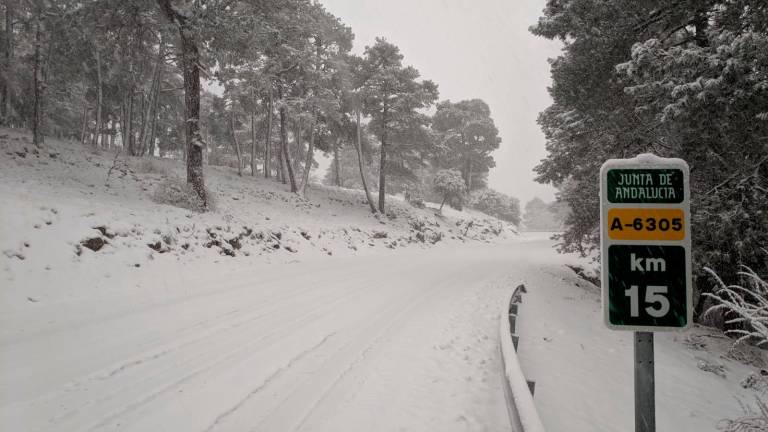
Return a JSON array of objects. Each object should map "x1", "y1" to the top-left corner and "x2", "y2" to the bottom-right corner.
[{"x1": 499, "y1": 287, "x2": 546, "y2": 432}]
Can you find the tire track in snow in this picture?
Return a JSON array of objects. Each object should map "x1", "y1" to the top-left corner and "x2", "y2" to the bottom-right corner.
[
  {"x1": 79, "y1": 311, "x2": 331, "y2": 432},
  {"x1": 41, "y1": 305, "x2": 296, "y2": 427},
  {"x1": 203, "y1": 332, "x2": 336, "y2": 432},
  {"x1": 290, "y1": 342, "x2": 379, "y2": 432},
  {"x1": 87, "y1": 263, "x2": 381, "y2": 383},
  {"x1": 96, "y1": 308, "x2": 242, "y2": 380},
  {"x1": 30, "y1": 287, "x2": 347, "y2": 432},
  {"x1": 69, "y1": 270, "x2": 394, "y2": 432},
  {"x1": 256, "y1": 269, "x2": 461, "y2": 432},
  {"x1": 281, "y1": 262, "x2": 512, "y2": 432},
  {"x1": 24, "y1": 270, "x2": 372, "y2": 432}
]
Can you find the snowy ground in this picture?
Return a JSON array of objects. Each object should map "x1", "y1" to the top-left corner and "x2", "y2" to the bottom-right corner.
[
  {"x1": 516, "y1": 259, "x2": 767, "y2": 432},
  {"x1": 1, "y1": 240, "x2": 530, "y2": 432},
  {"x1": 1, "y1": 129, "x2": 761, "y2": 431}
]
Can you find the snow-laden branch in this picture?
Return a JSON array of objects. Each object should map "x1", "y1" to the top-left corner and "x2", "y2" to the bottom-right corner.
[
  {"x1": 170, "y1": 0, "x2": 194, "y2": 19},
  {"x1": 704, "y1": 264, "x2": 768, "y2": 347}
]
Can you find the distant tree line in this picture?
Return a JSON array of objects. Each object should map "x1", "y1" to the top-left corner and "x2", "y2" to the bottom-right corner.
[
  {"x1": 522, "y1": 197, "x2": 568, "y2": 232},
  {"x1": 532, "y1": 0, "x2": 768, "y2": 322},
  {"x1": 0, "y1": 0, "x2": 510, "y2": 217}
]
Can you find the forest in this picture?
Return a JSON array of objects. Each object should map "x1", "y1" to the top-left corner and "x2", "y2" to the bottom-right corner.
[
  {"x1": 531, "y1": 0, "x2": 768, "y2": 324},
  {"x1": 0, "y1": 0, "x2": 520, "y2": 222},
  {"x1": 2, "y1": 2, "x2": 767, "y2": 429}
]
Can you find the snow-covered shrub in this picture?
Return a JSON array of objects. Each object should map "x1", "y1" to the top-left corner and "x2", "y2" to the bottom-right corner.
[
  {"x1": 432, "y1": 169, "x2": 466, "y2": 211},
  {"x1": 133, "y1": 158, "x2": 170, "y2": 176},
  {"x1": 152, "y1": 177, "x2": 214, "y2": 212},
  {"x1": 469, "y1": 188, "x2": 521, "y2": 225},
  {"x1": 408, "y1": 196, "x2": 426, "y2": 209},
  {"x1": 704, "y1": 263, "x2": 768, "y2": 347},
  {"x1": 403, "y1": 185, "x2": 426, "y2": 209},
  {"x1": 717, "y1": 397, "x2": 768, "y2": 432}
]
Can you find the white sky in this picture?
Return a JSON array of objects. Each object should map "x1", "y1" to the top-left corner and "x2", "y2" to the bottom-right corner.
[{"x1": 319, "y1": 0, "x2": 562, "y2": 204}]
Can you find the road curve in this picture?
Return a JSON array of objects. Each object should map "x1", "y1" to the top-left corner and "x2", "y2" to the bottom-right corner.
[{"x1": 0, "y1": 235, "x2": 559, "y2": 432}]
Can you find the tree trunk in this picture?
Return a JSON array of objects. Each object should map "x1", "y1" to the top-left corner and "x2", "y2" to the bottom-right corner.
[
  {"x1": 277, "y1": 147, "x2": 286, "y2": 183},
  {"x1": 377, "y1": 109, "x2": 388, "y2": 213},
  {"x1": 333, "y1": 137, "x2": 341, "y2": 187},
  {"x1": 249, "y1": 108, "x2": 256, "y2": 176},
  {"x1": 180, "y1": 37, "x2": 205, "y2": 202},
  {"x1": 250, "y1": 88, "x2": 256, "y2": 176},
  {"x1": 32, "y1": 6, "x2": 44, "y2": 146},
  {"x1": 459, "y1": 133, "x2": 472, "y2": 190},
  {"x1": 92, "y1": 48, "x2": 103, "y2": 147},
  {"x1": 439, "y1": 197, "x2": 446, "y2": 212},
  {"x1": 294, "y1": 118, "x2": 302, "y2": 175},
  {"x1": 157, "y1": 0, "x2": 207, "y2": 206},
  {"x1": 355, "y1": 109, "x2": 377, "y2": 213},
  {"x1": 139, "y1": 42, "x2": 163, "y2": 155},
  {"x1": 119, "y1": 103, "x2": 125, "y2": 149},
  {"x1": 147, "y1": 55, "x2": 164, "y2": 158},
  {"x1": 465, "y1": 158, "x2": 473, "y2": 190},
  {"x1": 229, "y1": 105, "x2": 243, "y2": 176},
  {"x1": 300, "y1": 122, "x2": 315, "y2": 195},
  {"x1": 2, "y1": 0, "x2": 14, "y2": 124},
  {"x1": 279, "y1": 104, "x2": 297, "y2": 192},
  {"x1": 138, "y1": 94, "x2": 146, "y2": 154},
  {"x1": 264, "y1": 89, "x2": 273, "y2": 178},
  {"x1": 126, "y1": 91, "x2": 134, "y2": 154},
  {"x1": 275, "y1": 119, "x2": 285, "y2": 183},
  {"x1": 79, "y1": 90, "x2": 88, "y2": 144}
]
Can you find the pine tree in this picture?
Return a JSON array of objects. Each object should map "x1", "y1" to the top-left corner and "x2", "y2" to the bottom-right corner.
[
  {"x1": 432, "y1": 99, "x2": 500, "y2": 191},
  {"x1": 358, "y1": 38, "x2": 438, "y2": 212},
  {"x1": 156, "y1": 0, "x2": 215, "y2": 207}
]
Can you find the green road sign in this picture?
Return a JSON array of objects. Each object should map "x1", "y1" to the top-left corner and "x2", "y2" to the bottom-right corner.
[
  {"x1": 606, "y1": 169, "x2": 684, "y2": 204},
  {"x1": 600, "y1": 155, "x2": 692, "y2": 332},
  {"x1": 607, "y1": 245, "x2": 687, "y2": 328}
]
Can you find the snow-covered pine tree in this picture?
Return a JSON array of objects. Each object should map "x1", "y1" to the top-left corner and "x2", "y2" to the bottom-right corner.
[
  {"x1": 433, "y1": 169, "x2": 466, "y2": 212},
  {"x1": 531, "y1": 0, "x2": 768, "y2": 318}
]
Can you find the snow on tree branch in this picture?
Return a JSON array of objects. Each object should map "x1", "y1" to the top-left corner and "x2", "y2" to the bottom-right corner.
[
  {"x1": 169, "y1": 0, "x2": 194, "y2": 19},
  {"x1": 704, "y1": 263, "x2": 768, "y2": 347}
]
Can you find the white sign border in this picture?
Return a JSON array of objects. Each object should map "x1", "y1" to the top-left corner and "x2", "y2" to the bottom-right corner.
[{"x1": 600, "y1": 154, "x2": 692, "y2": 332}]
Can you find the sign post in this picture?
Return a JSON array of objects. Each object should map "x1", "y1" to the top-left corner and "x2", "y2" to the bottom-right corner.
[
  {"x1": 634, "y1": 332, "x2": 655, "y2": 432},
  {"x1": 600, "y1": 154, "x2": 692, "y2": 432}
]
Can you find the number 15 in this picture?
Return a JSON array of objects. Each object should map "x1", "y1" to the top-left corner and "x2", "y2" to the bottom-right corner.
[{"x1": 625, "y1": 285, "x2": 670, "y2": 318}]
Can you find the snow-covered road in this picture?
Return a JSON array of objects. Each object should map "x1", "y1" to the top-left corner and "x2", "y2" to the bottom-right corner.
[{"x1": 0, "y1": 235, "x2": 561, "y2": 432}]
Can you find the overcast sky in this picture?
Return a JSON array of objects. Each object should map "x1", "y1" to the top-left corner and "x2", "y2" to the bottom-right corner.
[{"x1": 320, "y1": 0, "x2": 562, "y2": 204}]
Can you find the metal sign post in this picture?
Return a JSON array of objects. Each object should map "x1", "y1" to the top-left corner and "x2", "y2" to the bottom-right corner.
[
  {"x1": 634, "y1": 332, "x2": 655, "y2": 432},
  {"x1": 600, "y1": 154, "x2": 691, "y2": 432}
]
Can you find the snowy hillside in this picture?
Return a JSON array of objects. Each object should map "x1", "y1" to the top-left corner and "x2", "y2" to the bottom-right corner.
[{"x1": 0, "y1": 127, "x2": 514, "y2": 304}]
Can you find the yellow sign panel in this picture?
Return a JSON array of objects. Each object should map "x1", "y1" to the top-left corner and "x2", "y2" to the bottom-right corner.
[{"x1": 607, "y1": 208, "x2": 685, "y2": 241}]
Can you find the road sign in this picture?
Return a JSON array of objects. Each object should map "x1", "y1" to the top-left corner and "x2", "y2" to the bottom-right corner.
[{"x1": 600, "y1": 154, "x2": 692, "y2": 332}]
